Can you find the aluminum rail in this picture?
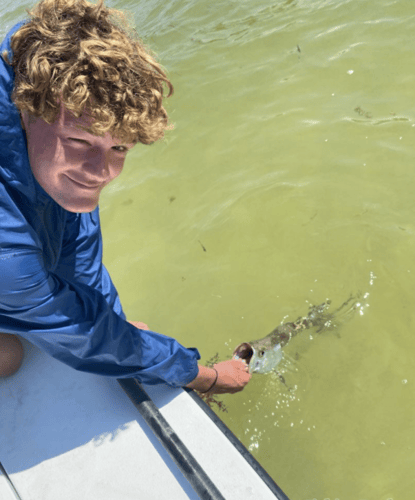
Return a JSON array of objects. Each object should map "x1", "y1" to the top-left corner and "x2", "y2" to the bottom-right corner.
[
  {"x1": 0, "y1": 461, "x2": 22, "y2": 500},
  {"x1": 118, "y1": 378, "x2": 226, "y2": 500}
]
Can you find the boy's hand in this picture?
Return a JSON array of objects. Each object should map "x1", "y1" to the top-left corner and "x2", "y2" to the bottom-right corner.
[
  {"x1": 186, "y1": 359, "x2": 251, "y2": 394},
  {"x1": 210, "y1": 359, "x2": 251, "y2": 394}
]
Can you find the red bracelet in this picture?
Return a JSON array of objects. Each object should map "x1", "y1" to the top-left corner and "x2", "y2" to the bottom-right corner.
[{"x1": 200, "y1": 368, "x2": 218, "y2": 393}]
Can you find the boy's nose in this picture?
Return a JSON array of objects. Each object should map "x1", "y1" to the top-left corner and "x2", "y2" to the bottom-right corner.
[{"x1": 83, "y1": 148, "x2": 111, "y2": 179}]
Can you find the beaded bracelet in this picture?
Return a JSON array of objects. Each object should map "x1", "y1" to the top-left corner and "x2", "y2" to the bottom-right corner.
[{"x1": 200, "y1": 367, "x2": 218, "y2": 393}]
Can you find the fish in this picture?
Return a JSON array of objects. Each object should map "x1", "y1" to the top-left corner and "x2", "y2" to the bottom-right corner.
[{"x1": 233, "y1": 296, "x2": 359, "y2": 374}]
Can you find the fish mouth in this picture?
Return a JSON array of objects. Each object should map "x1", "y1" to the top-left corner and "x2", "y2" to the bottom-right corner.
[
  {"x1": 233, "y1": 342, "x2": 257, "y2": 374},
  {"x1": 233, "y1": 343, "x2": 254, "y2": 364},
  {"x1": 233, "y1": 342, "x2": 283, "y2": 374}
]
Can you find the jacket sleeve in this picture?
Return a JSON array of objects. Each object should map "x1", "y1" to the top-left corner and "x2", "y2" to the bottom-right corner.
[{"x1": 0, "y1": 243, "x2": 200, "y2": 387}]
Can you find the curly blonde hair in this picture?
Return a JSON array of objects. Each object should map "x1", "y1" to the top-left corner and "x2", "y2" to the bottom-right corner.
[{"x1": 3, "y1": 0, "x2": 173, "y2": 144}]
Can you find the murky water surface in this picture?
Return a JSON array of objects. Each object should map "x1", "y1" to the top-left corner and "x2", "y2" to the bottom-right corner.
[{"x1": 2, "y1": 0, "x2": 415, "y2": 498}]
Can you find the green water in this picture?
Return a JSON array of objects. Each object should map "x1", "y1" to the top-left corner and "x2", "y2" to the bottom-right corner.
[{"x1": 2, "y1": 0, "x2": 415, "y2": 498}]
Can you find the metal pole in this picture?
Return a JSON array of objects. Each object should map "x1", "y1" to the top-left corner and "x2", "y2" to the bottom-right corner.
[
  {"x1": 118, "y1": 378, "x2": 226, "y2": 500},
  {"x1": 0, "y1": 461, "x2": 22, "y2": 500}
]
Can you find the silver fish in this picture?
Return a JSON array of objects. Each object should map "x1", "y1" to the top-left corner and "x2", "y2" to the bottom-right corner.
[{"x1": 234, "y1": 297, "x2": 359, "y2": 374}]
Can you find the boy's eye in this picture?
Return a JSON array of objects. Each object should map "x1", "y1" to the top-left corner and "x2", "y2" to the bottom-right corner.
[
  {"x1": 112, "y1": 146, "x2": 128, "y2": 153},
  {"x1": 68, "y1": 138, "x2": 88, "y2": 145}
]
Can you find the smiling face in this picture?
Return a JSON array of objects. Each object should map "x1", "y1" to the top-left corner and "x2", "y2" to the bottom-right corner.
[{"x1": 21, "y1": 106, "x2": 136, "y2": 213}]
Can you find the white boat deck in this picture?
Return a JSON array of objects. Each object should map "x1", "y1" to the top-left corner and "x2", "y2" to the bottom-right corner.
[{"x1": 1, "y1": 338, "x2": 285, "y2": 500}]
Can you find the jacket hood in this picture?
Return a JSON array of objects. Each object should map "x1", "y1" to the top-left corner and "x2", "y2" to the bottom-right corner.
[{"x1": 0, "y1": 21, "x2": 51, "y2": 205}]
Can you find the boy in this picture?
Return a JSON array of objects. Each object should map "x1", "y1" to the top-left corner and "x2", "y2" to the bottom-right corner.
[{"x1": 0, "y1": 0, "x2": 250, "y2": 394}]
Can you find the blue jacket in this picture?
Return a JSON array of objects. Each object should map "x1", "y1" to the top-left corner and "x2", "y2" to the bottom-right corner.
[{"x1": 0, "y1": 22, "x2": 200, "y2": 387}]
